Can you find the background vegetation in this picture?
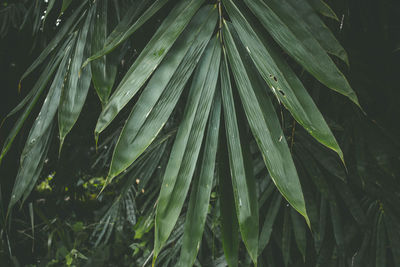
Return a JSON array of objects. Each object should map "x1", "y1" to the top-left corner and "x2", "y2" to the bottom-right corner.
[{"x1": 0, "y1": 0, "x2": 399, "y2": 266}]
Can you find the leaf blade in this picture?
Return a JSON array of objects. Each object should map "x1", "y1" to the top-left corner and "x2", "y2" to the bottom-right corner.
[
  {"x1": 177, "y1": 91, "x2": 221, "y2": 267},
  {"x1": 154, "y1": 37, "x2": 221, "y2": 259},
  {"x1": 108, "y1": 5, "x2": 218, "y2": 180},
  {"x1": 94, "y1": 0, "x2": 205, "y2": 137},
  {"x1": 222, "y1": 22, "x2": 308, "y2": 221},
  {"x1": 244, "y1": 0, "x2": 359, "y2": 106},
  {"x1": 223, "y1": 0, "x2": 343, "y2": 162},
  {"x1": 220, "y1": 50, "x2": 259, "y2": 264}
]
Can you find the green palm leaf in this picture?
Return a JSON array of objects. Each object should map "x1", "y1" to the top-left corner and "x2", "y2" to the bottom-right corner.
[
  {"x1": 222, "y1": 22, "x2": 308, "y2": 221},
  {"x1": 223, "y1": 0, "x2": 343, "y2": 161},
  {"x1": 244, "y1": 0, "x2": 359, "y2": 106},
  {"x1": 94, "y1": 0, "x2": 205, "y2": 140},
  {"x1": 58, "y1": 6, "x2": 94, "y2": 150},
  {"x1": 177, "y1": 91, "x2": 221, "y2": 267},
  {"x1": 220, "y1": 50, "x2": 259, "y2": 264},
  {"x1": 154, "y1": 36, "x2": 221, "y2": 260},
  {"x1": 106, "y1": 5, "x2": 217, "y2": 182}
]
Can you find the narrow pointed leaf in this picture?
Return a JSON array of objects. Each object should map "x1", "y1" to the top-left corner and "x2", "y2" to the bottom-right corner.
[
  {"x1": 220, "y1": 51, "x2": 259, "y2": 264},
  {"x1": 286, "y1": 0, "x2": 348, "y2": 64},
  {"x1": 58, "y1": 7, "x2": 94, "y2": 148},
  {"x1": 94, "y1": 0, "x2": 205, "y2": 137},
  {"x1": 9, "y1": 123, "x2": 53, "y2": 210},
  {"x1": 222, "y1": 22, "x2": 308, "y2": 221},
  {"x1": 219, "y1": 119, "x2": 239, "y2": 267},
  {"x1": 8, "y1": 45, "x2": 73, "y2": 209},
  {"x1": 306, "y1": 0, "x2": 339, "y2": 21},
  {"x1": 154, "y1": 37, "x2": 221, "y2": 259},
  {"x1": 108, "y1": 6, "x2": 217, "y2": 180},
  {"x1": 0, "y1": 37, "x2": 74, "y2": 164},
  {"x1": 84, "y1": 0, "x2": 166, "y2": 66},
  {"x1": 177, "y1": 92, "x2": 221, "y2": 267},
  {"x1": 244, "y1": 0, "x2": 359, "y2": 106},
  {"x1": 218, "y1": 114, "x2": 239, "y2": 267},
  {"x1": 91, "y1": 0, "x2": 117, "y2": 105},
  {"x1": 19, "y1": 1, "x2": 86, "y2": 86},
  {"x1": 223, "y1": 0, "x2": 343, "y2": 161}
]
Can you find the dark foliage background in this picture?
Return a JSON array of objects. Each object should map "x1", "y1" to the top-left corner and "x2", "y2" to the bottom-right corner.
[{"x1": 0, "y1": 0, "x2": 399, "y2": 266}]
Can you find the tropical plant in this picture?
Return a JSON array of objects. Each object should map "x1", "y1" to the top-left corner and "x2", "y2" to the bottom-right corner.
[{"x1": 1, "y1": 0, "x2": 399, "y2": 266}]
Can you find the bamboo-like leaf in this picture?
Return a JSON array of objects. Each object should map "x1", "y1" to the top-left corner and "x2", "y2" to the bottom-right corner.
[
  {"x1": 218, "y1": 128, "x2": 240, "y2": 267},
  {"x1": 177, "y1": 92, "x2": 221, "y2": 267},
  {"x1": 222, "y1": 22, "x2": 308, "y2": 221},
  {"x1": 306, "y1": 0, "x2": 339, "y2": 21},
  {"x1": 83, "y1": 0, "x2": 166, "y2": 66},
  {"x1": 58, "y1": 7, "x2": 94, "y2": 150},
  {"x1": 223, "y1": 0, "x2": 343, "y2": 161},
  {"x1": 8, "y1": 123, "x2": 53, "y2": 210},
  {"x1": 220, "y1": 51, "x2": 259, "y2": 264},
  {"x1": 0, "y1": 36, "x2": 75, "y2": 164},
  {"x1": 94, "y1": 0, "x2": 205, "y2": 139},
  {"x1": 244, "y1": 0, "x2": 360, "y2": 106},
  {"x1": 259, "y1": 191, "x2": 282, "y2": 254},
  {"x1": 91, "y1": 0, "x2": 117, "y2": 105},
  {"x1": 291, "y1": 208, "x2": 307, "y2": 262},
  {"x1": 8, "y1": 42, "x2": 74, "y2": 210},
  {"x1": 107, "y1": 5, "x2": 217, "y2": 180},
  {"x1": 154, "y1": 37, "x2": 221, "y2": 260},
  {"x1": 285, "y1": 0, "x2": 348, "y2": 64},
  {"x1": 18, "y1": 1, "x2": 86, "y2": 87}
]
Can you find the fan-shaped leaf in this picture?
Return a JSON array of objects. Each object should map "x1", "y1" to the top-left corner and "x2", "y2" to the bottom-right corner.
[
  {"x1": 154, "y1": 37, "x2": 221, "y2": 259},
  {"x1": 220, "y1": 50, "x2": 259, "y2": 264},
  {"x1": 218, "y1": 129, "x2": 239, "y2": 267},
  {"x1": 223, "y1": 0, "x2": 343, "y2": 161},
  {"x1": 94, "y1": 0, "x2": 205, "y2": 139},
  {"x1": 177, "y1": 92, "x2": 221, "y2": 267},
  {"x1": 222, "y1": 22, "x2": 308, "y2": 221},
  {"x1": 244, "y1": 0, "x2": 359, "y2": 106},
  {"x1": 107, "y1": 5, "x2": 217, "y2": 180},
  {"x1": 83, "y1": 0, "x2": 166, "y2": 66}
]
